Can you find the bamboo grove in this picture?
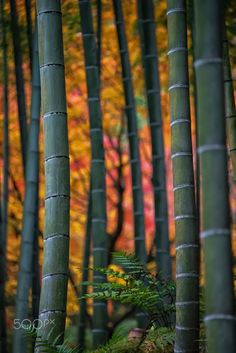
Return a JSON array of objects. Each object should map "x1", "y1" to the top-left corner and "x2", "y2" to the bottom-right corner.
[{"x1": 0, "y1": 0, "x2": 235, "y2": 353}]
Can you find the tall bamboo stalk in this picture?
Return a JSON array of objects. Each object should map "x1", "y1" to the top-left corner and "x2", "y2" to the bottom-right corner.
[
  {"x1": 13, "y1": 26, "x2": 41, "y2": 353},
  {"x1": 31, "y1": 195, "x2": 40, "y2": 353},
  {"x1": 0, "y1": 0, "x2": 9, "y2": 351},
  {"x1": 78, "y1": 0, "x2": 108, "y2": 347},
  {"x1": 223, "y1": 28, "x2": 236, "y2": 182},
  {"x1": 96, "y1": 0, "x2": 102, "y2": 76},
  {"x1": 188, "y1": 0, "x2": 200, "y2": 233},
  {"x1": 32, "y1": 194, "x2": 40, "y2": 322},
  {"x1": 35, "y1": 0, "x2": 70, "y2": 346},
  {"x1": 77, "y1": 189, "x2": 92, "y2": 350},
  {"x1": 167, "y1": 0, "x2": 199, "y2": 351},
  {"x1": 25, "y1": 0, "x2": 33, "y2": 75},
  {"x1": 113, "y1": 0, "x2": 146, "y2": 264},
  {"x1": 137, "y1": 0, "x2": 171, "y2": 278},
  {"x1": 194, "y1": 1, "x2": 236, "y2": 352},
  {"x1": 9, "y1": 0, "x2": 28, "y2": 173}
]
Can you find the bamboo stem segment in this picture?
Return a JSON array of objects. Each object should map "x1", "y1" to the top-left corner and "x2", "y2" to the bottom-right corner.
[
  {"x1": 78, "y1": 0, "x2": 108, "y2": 347},
  {"x1": 194, "y1": 1, "x2": 236, "y2": 352},
  {"x1": 36, "y1": 0, "x2": 70, "y2": 347},
  {"x1": 137, "y1": 0, "x2": 171, "y2": 278},
  {"x1": 167, "y1": 0, "x2": 199, "y2": 351},
  {"x1": 13, "y1": 26, "x2": 41, "y2": 353},
  {"x1": 77, "y1": 188, "x2": 92, "y2": 350},
  {"x1": 113, "y1": 0, "x2": 146, "y2": 264},
  {"x1": 9, "y1": 0, "x2": 28, "y2": 174},
  {"x1": 25, "y1": 0, "x2": 33, "y2": 75}
]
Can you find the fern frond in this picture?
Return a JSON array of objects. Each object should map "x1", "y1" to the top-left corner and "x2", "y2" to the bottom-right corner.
[
  {"x1": 146, "y1": 327, "x2": 175, "y2": 352},
  {"x1": 80, "y1": 252, "x2": 176, "y2": 330},
  {"x1": 112, "y1": 252, "x2": 146, "y2": 277}
]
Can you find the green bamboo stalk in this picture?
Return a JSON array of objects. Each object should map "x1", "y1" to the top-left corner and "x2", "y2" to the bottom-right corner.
[
  {"x1": 96, "y1": 0, "x2": 102, "y2": 75},
  {"x1": 13, "y1": 26, "x2": 41, "y2": 353},
  {"x1": 137, "y1": 0, "x2": 171, "y2": 278},
  {"x1": 35, "y1": 0, "x2": 70, "y2": 346},
  {"x1": 113, "y1": 0, "x2": 147, "y2": 329},
  {"x1": 189, "y1": 0, "x2": 200, "y2": 236},
  {"x1": 113, "y1": 0, "x2": 146, "y2": 264},
  {"x1": 25, "y1": 0, "x2": 33, "y2": 75},
  {"x1": 108, "y1": 131, "x2": 124, "y2": 259},
  {"x1": 223, "y1": 27, "x2": 236, "y2": 182},
  {"x1": 77, "y1": 189, "x2": 92, "y2": 350},
  {"x1": 167, "y1": 1, "x2": 199, "y2": 351},
  {"x1": 32, "y1": 199, "x2": 40, "y2": 353},
  {"x1": 9, "y1": 0, "x2": 28, "y2": 174},
  {"x1": 78, "y1": 0, "x2": 108, "y2": 347},
  {"x1": 0, "y1": 0, "x2": 9, "y2": 350},
  {"x1": 31, "y1": 35, "x2": 41, "y2": 316},
  {"x1": 194, "y1": 1, "x2": 236, "y2": 352},
  {"x1": 32, "y1": 194, "x2": 40, "y2": 322}
]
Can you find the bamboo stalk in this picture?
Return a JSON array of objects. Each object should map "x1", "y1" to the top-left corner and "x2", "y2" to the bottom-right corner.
[
  {"x1": 137, "y1": 0, "x2": 171, "y2": 278},
  {"x1": 9, "y1": 0, "x2": 28, "y2": 174},
  {"x1": 96, "y1": 0, "x2": 102, "y2": 76},
  {"x1": 35, "y1": 0, "x2": 70, "y2": 346},
  {"x1": 113, "y1": 0, "x2": 146, "y2": 264},
  {"x1": 0, "y1": 0, "x2": 9, "y2": 350},
  {"x1": 13, "y1": 26, "x2": 41, "y2": 353},
  {"x1": 77, "y1": 189, "x2": 92, "y2": 351},
  {"x1": 194, "y1": 1, "x2": 236, "y2": 352},
  {"x1": 25, "y1": 0, "x2": 33, "y2": 75},
  {"x1": 113, "y1": 0, "x2": 147, "y2": 329},
  {"x1": 32, "y1": 194, "x2": 40, "y2": 322},
  {"x1": 188, "y1": 0, "x2": 200, "y2": 233},
  {"x1": 167, "y1": 0, "x2": 199, "y2": 351},
  {"x1": 78, "y1": 0, "x2": 108, "y2": 347}
]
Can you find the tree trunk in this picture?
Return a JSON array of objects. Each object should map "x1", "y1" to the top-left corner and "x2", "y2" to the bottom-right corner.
[
  {"x1": 167, "y1": 0, "x2": 199, "y2": 351},
  {"x1": 137, "y1": 0, "x2": 171, "y2": 278},
  {"x1": 13, "y1": 26, "x2": 41, "y2": 353},
  {"x1": 113, "y1": 0, "x2": 146, "y2": 264},
  {"x1": 78, "y1": 0, "x2": 108, "y2": 347},
  {"x1": 9, "y1": 0, "x2": 28, "y2": 174},
  {"x1": 194, "y1": 1, "x2": 236, "y2": 352},
  {"x1": 35, "y1": 0, "x2": 70, "y2": 347}
]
